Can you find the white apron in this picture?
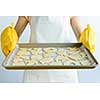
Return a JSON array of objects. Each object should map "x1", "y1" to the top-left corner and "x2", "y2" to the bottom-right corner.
[{"x1": 23, "y1": 16, "x2": 78, "y2": 83}]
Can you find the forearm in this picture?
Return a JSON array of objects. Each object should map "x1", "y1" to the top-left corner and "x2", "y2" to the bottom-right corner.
[
  {"x1": 15, "y1": 16, "x2": 29, "y2": 38},
  {"x1": 70, "y1": 16, "x2": 82, "y2": 41}
]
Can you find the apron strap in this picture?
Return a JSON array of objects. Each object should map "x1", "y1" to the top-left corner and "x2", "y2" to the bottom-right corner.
[{"x1": 29, "y1": 16, "x2": 39, "y2": 43}]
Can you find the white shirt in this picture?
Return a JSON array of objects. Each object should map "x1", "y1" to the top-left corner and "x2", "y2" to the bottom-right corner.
[{"x1": 23, "y1": 16, "x2": 78, "y2": 83}]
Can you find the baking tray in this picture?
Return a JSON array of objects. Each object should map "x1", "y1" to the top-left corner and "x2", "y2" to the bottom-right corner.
[{"x1": 2, "y1": 43, "x2": 98, "y2": 70}]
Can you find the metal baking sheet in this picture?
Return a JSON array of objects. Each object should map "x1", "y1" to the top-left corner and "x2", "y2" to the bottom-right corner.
[{"x1": 2, "y1": 43, "x2": 98, "y2": 70}]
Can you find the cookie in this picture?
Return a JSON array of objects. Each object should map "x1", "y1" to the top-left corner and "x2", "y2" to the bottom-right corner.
[
  {"x1": 44, "y1": 48, "x2": 57, "y2": 53},
  {"x1": 26, "y1": 60, "x2": 38, "y2": 65},
  {"x1": 31, "y1": 55, "x2": 43, "y2": 60},
  {"x1": 40, "y1": 58, "x2": 53, "y2": 64},
  {"x1": 13, "y1": 56, "x2": 23, "y2": 63},
  {"x1": 12, "y1": 61, "x2": 25, "y2": 66},
  {"x1": 50, "y1": 61, "x2": 62, "y2": 65}
]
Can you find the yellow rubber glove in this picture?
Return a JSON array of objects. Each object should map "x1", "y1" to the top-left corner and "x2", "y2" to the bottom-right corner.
[
  {"x1": 80, "y1": 24, "x2": 96, "y2": 53},
  {"x1": 1, "y1": 23, "x2": 18, "y2": 56}
]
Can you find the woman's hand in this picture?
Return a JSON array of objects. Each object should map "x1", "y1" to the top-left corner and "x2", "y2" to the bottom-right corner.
[
  {"x1": 1, "y1": 16, "x2": 29, "y2": 56},
  {"x1": 80, "y1": 24, "x2": 96, "y2": 53},
  {"x1": 1, "y1": 23, "x2": 18, "y2": 56},
  {"x1": 70, "y1": 17, "x2": 96, "y2": 52}
]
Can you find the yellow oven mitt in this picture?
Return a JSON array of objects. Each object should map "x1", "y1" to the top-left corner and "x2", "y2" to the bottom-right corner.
[
  {"x1": 1, "y1": 23, "x2": 18, "y2": 56},
  {"x1": 80, "y1": 24, "x2": 96, "y2": 53}
]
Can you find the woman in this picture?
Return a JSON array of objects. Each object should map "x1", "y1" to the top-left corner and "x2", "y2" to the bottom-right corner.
[{"x1": 15, "y1": 16, "x2": 82, "y2": 83}]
